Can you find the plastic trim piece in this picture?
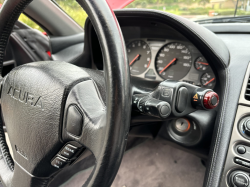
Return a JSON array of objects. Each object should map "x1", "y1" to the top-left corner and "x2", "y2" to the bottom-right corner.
[
  {"x1": 239, "y1": 63, "x2": 250, "y2": 106},
  {"x1": 221, "y1": 63, "x2": 250, "y2": 187}
]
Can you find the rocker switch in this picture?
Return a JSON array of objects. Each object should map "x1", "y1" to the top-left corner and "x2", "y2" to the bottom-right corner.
[
  {"x1": 60, "y1": 144, "x2": 78, "y2": 159},
  {"x1": 51, "y1": 157, "x2": 67, "y2": 169}
]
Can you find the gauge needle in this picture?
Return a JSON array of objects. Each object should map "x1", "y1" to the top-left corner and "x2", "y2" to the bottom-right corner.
[
  {"x1": 147, "y1": 59, "x2": 151, "y2": 68},
  {"x1": 129, "y1": 54, "x2": 140, "y2": 66},
  {"x1": 159, "y1": 58, "x2": 177, "y2": 74},
  {"x1": 205, "y1": 78, "x2": 215, "y2": 86},
  {"x1": 197, "y1": 62, "x2": 209, "y2": 66}
]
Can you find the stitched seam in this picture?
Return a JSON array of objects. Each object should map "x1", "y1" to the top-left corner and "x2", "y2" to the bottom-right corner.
[{"x1": 206, "y1": 69, "x2": 230, "y2": 187}]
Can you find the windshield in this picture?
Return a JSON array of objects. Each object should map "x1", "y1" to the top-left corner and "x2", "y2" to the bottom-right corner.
[
  {"x1": 125, "y1": 0, "x2": 250, "y2": 21},
  {"x1": 52, "y1": 0, "x2": 250, "y2": 25}
]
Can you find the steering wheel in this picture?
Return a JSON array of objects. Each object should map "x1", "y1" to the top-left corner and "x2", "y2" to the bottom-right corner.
[{"x1": 0, "y1": 0, "x2": 130, "y2": 187}]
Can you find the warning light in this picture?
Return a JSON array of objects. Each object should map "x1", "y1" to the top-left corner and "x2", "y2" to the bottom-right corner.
[{"x1": 193, "y1": 93, "x2": 198, "y2": 99}]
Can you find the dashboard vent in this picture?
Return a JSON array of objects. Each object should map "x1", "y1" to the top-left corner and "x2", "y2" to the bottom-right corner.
[{"x1": 245, "y1": 77, "x2": 250, "y2": 100}]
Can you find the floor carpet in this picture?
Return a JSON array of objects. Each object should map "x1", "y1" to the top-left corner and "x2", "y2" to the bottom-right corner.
[{"x1": 58, "y1": 138, "x2": 206, "y2": 187}]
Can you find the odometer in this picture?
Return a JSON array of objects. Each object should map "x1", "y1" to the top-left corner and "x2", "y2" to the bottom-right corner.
[
  {"x1": 127, "y1": 40, "x2": 151, "y2": 75},
  {"x1": 155, "y1": 43, "x2": 192, "y2": 80}
]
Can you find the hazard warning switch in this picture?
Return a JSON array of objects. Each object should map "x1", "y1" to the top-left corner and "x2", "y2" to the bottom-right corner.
[{"x1": 191, "y1": 88, "x2": 219, "y2": 110}]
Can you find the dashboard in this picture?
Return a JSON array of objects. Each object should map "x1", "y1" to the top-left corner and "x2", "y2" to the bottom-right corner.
[{"x1": 91, "y1": 17, "x2": 216, "y2": 89}]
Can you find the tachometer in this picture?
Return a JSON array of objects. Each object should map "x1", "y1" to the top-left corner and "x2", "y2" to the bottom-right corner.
[
  {"x1": 155, "y1": 43, "x2": 192, "y2": 80},
  {"x1": 127, "y1": 40, "x2": 151, "y2": 75}
]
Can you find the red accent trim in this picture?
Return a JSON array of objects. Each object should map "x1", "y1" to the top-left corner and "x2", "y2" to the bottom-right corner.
[
  {"x1": 46, "y1": 51, "x2": 51, "y2": 57},
  {"x1": 42, "y1": 32, "x2": 48, "y2": 36},
  {"x1": 106, "y1": 0, "x2": 134, "y2": 9},
  {"x1": 203, "y1": 91, "x2": 219, "y2": 109},
  {"x1": 183, "y1": 119, "x2": 191, "y2": 132},
  {"x1": 147, "y1": 59, "x2": 151, "y2": 68}
]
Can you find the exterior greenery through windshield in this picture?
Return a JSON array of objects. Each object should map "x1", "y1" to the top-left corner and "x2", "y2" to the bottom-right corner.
[
  {"x1": 54, "y1": 0, "x2": 250, "y2": 25},
  {"x1": 128, "y1": 0, "x2": 250, "y2": 20},
  {"x1": 1, "y1": 0, "x2": 250, "y2": 32}
]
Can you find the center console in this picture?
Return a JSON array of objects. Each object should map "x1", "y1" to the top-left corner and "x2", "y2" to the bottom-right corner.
[{"x1": 221, "y1": 63, "x2": 250, "y2": 187}]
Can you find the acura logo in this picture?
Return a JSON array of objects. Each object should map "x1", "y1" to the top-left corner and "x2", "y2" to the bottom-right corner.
[{"x1": 7, "y1": 86, "x2": 43, "y2": 109}]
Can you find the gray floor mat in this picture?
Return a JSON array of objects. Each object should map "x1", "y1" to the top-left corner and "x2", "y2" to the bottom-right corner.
[{"x1": 59, "y1": 138, "x2": 206, "y2": 187}]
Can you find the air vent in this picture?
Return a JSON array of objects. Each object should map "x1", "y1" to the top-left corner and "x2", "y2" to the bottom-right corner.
[{"x1": 245, "y1": 77, "x2": 250, "y2": 100}]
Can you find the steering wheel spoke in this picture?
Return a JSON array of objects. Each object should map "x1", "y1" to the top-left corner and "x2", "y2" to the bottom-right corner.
[{"x1": 61, "y1": 79, "x2": 108, "y2": 158}]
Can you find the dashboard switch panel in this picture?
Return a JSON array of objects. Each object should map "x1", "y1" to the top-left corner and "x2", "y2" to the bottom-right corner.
[
  {"x1": 60, "y1": 144, "x2": 79, "y2": 159},
  {"x1": 238, "y1": 117, "x2": 250, "y2": 140},
  {"x1": 237, "y1": 146, "x2": 246, "y2": 154},
  {"x1": 235, "y1": 145, "x2": 250, "y2": 159},
  {"x1": 51, "y1": 156, "x2": 68, "y2": 169},
  {"x1": 235, "y1": 158, "x2": 250, "y2": 168},
  {"x1": 229, "y1": 171, "x2": 249, "y2": 187}
]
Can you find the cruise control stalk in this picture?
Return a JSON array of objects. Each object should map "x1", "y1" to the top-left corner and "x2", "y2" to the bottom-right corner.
[{"x1": 132, "y1": 80, "x2": 219, "y2": 119}]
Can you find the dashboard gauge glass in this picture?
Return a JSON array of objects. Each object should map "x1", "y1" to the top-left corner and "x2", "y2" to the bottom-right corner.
[
  {"x1": 127, "y1": 40, "x2": 151, "y2": 75},
  {"x1": 201, "y1": 73, "x2": 216, "y2": 88},
  {"x1": 155, "y1": 43, "x2": 192, "y2": 80},
  {"x1": 195, "y1": 57, "x2": 209, "y2": 71}
]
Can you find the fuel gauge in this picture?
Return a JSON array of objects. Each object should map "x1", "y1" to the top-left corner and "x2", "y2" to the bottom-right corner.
[
  {"x1": 201, "y1": 73, "x2": 216, "y2": 88},
  {"x1": 195, "y1": 57, "x2": 209, "y2": 71}
]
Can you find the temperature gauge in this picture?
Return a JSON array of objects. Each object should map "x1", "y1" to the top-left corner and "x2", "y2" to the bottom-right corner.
[
  {"x1": 201, "y1": 73, "x2": 216, "y2": 88},
  {"x1": 195, "y1": 57, "x2": 209, "y2": 71}
]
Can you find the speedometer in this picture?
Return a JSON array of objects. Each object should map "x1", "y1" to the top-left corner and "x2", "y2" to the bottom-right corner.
[{"x1": 155, "y1": 43, "x2": 192, "y2": 80}]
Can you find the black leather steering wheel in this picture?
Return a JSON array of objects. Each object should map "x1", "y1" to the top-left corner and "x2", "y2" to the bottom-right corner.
[{"x1": 0, "y1": 0, "x2": 131, "y2": 187}]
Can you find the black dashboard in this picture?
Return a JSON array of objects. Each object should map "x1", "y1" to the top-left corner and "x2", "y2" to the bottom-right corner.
[
  {"x1": 91, "y1": 16, "x2": 216, "y2": 90},
  {"x1": 86, "y1": 10, "x2": 250, "y2": 187}
]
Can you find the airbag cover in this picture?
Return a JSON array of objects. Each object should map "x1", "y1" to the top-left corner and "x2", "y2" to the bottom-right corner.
[{"x1": 1, "y1": 61, "x2": 90, "y2": 177}]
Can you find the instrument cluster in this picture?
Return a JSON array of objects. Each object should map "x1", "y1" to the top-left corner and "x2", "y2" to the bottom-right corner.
[{"x1": 127, "y1": 39, "x2": 216, "y2": 89}]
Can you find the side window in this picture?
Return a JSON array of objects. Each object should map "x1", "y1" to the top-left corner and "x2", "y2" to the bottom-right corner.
[
  {"x1": 52, "y1": 0, "x2": 88, "y2": 28},
  {"x1": 18, "y1": 14, "x2": 44, "y2": 32},
  {"x1": 0, "y1": 0, "x2": 44, "y2": 31}
]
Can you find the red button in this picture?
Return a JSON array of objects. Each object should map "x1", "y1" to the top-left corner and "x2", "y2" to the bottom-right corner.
[{"x1": 203, "y1": 91, "x2": 219, "y2": 109}]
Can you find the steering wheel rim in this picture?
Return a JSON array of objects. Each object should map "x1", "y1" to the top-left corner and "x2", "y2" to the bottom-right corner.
[{"x1": 0, "y1": 0, "x2": 130, "y2": 187}]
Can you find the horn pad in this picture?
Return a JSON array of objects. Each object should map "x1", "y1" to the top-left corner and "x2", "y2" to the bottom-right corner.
[{"x1": 1, "y1": 61, "x2": 90, "y2": 177}]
